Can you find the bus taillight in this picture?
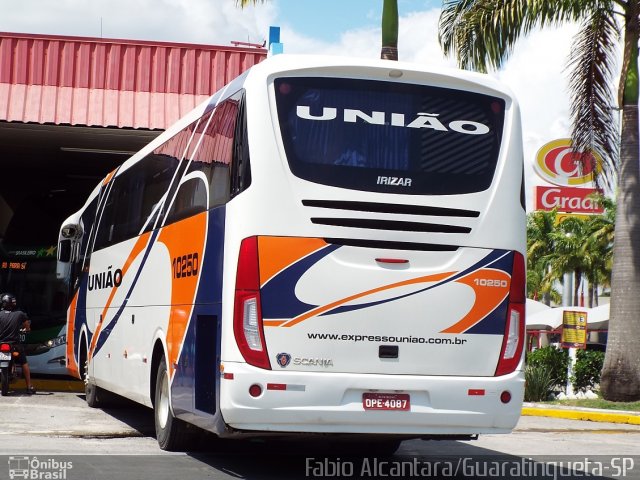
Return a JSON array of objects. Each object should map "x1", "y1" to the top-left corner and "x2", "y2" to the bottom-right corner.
[
  {"x1": 495, "y1": 251, "x2": 525, "y2": 376},
  {"x1": 234, "y1": 237, "x2": 271, "y2": 370}
]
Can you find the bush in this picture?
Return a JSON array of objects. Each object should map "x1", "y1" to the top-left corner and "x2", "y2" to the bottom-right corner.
[
  {"x1": 524, "y1": 364, "x2": 555, "y2": 401},
  {"x1": 572, "y1": 349, "x2": 605, "y2": 392},
  {"x1": 526, "y1": 346, "x2": 569, "y2": 390}
]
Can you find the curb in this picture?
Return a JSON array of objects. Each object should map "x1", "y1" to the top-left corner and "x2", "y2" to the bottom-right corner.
[
  {"x1": 522, "y1": 406, "x2": 640, "y2": 425},
  {"x1": 30, "y1": 378, "x2": 84, "y2": 393}
]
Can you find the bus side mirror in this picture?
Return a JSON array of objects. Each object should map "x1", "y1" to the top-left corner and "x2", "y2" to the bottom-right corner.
[{"x1": 58, "y1": 239, "x2": 72, "y2": 263}]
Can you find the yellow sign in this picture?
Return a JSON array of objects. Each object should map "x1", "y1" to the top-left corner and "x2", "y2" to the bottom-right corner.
[
  {"x1": 555, "y1": 213, "x2": 592, "y2": 225},
  {"x1": 534, "y1": 139, "x2": 603, "y2": 187},
  {"x1": 561, "y1": 310, "x2": 588, "y2": 349}
]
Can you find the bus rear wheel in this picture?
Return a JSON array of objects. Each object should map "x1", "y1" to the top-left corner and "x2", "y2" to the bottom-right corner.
[{"x1": 154, "y1": 357, "x2": 196, "y2": 451}]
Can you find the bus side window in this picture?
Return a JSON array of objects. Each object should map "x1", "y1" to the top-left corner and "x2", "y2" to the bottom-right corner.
[
  {"x1": 194, "y1": 91, "x2": 243, "y2": 207},
  {"x1": 76, "y1": 194, "x2": 98, "y2": 275},
  {"x1": 164, "y1": 90, "x2": 243, "y2": 227},
  {"x1": 159, "y1": 117, "x2": 206, "y2": 225},
  {"x1": 138, "y1": 154, "x2": 179, "y2": 233},
  {"x1": 165, "y1": 175, "x2": 208, "y2": 225},
  {"x1": 231, "y1": 92, "x2": 251, "y2": 197},
  {"x1": 93, "y1": 180, "x2": 122, "y2": 250}
]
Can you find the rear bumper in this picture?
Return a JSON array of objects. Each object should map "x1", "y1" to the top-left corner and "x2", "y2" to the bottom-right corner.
[{"x1": 219, "y1": 363, "x2": 524, "y2": 435}]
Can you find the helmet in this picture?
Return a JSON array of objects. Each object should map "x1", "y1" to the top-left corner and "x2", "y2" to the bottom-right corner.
[{"x1": 0, "y1": 293, "x2": 16, "y2": 311}]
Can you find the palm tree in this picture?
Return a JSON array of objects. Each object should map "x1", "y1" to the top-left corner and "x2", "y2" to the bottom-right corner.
[
  {"x1": 235, "y1": 0, "x2": 399, "y2": 60},
  {"x1": 526, "y1": 209, "x2": 559, "y2": 305},
  {"x1": 527, "y1": 262, "x2": 562, "y2": 304},
  {"x1": 582, "y1": 197, "x2": 615, "y2": 306},
  {"x1": 546, "y1": 216, "x2": 591, "y2": 306},
  {"x1": 439, "y1": 1, "x2": 640, "y2": 401}
]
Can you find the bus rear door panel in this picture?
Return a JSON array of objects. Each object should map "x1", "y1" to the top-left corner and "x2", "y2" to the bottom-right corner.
[{"x1": 170, "y1": 205, "x2": 226, "y2": 423}]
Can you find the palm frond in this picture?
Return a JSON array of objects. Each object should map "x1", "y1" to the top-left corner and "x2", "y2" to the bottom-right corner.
[
  {"x1": 566, "y1": 6, "x2": 620, "y2": 189},
  {"x1": 235, "y1": 0, "x2": 264, "y2": 8},
  {"x1": 438, "y1": 0, "x2": 600, "y2": 72}
]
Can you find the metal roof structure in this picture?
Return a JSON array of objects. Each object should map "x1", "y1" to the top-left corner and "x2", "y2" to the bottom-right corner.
[{"x1": 0, "y1": 32, "x2": 266, "y2": 130}]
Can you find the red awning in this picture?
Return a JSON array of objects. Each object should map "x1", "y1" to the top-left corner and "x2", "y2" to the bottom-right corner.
[{"x1": 0, "y1": 32, "x2": 266, "y2": 130}]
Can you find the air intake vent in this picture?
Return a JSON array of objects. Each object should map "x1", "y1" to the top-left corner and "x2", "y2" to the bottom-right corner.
[
  {"x1": 325, "y1": 238, "x2": 459, "y2": 251},
  {"x1": 311, "y1": 218, "x2": 471, "y2": 234},
  {"x1": 302, "y1": 200, "x2": 479, "y2": 218}
]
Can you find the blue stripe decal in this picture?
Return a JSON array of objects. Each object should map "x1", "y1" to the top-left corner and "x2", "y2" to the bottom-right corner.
[
  {"x1": 325, "y1": 249, "x2": 510, "y2": 317},
  {"x1": 73, "y1": 273, "x2": 90, "y2": 363},
  {"x1": 93, "y1": 229, "x2": 160, "y2": 354},
  {"x1": 465, "y1": 251, "x2": 514, "y2": 334},
  {"x1": 260, "y1": 244, "x2": 340, "y2": 319}
]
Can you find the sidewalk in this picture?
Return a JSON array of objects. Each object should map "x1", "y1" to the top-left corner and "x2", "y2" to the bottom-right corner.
[{"x1": 522, "y1": 401, "x2": 640, "y2": 425}]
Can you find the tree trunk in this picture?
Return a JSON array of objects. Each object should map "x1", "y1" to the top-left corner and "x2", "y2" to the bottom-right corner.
[
  {"x1": 601, "y1": 7, "x2": 640, "y2": 401},
  {"x1": 380, "y1": 0, "x2": 398, "y2": 60},
  {"x1": 601, "y1": 104, "x2": 640, "y2": 401}
]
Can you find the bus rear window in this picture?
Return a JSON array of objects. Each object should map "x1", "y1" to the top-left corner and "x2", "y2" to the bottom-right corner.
[{"x1": 274, "y1": 77, "x2": 505, "y2": 195}]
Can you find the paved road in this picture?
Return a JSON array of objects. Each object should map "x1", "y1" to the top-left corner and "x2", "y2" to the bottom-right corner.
[{"x1": 2, "y1": 391, "x2": 640, "y2": 479}]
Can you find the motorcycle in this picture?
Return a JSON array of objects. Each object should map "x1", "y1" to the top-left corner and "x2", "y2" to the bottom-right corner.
[{"x1": 0, "y1": 341, "x2": 19, "y2": 396}]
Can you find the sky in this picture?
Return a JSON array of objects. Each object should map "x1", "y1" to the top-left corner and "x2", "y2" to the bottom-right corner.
[{"x1": 0, "y1": 0, "x2": 598, "y2": 210}]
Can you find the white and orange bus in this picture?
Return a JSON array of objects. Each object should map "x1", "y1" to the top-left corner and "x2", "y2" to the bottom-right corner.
[{"x1": 58, "y1": 54, "x2": 526, "y2": 452}]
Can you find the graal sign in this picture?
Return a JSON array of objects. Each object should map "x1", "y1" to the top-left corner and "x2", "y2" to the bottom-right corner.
[
  {"x1": 535, "y1": 186, "x2": 604, "y2": 214},
  {"x1": 534, "y1": 139, "x2": 602, "y2": 187}
]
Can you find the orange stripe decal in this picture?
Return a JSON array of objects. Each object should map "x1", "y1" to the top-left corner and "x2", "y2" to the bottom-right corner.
[
  {"x1": 88, "y1": 232, "x2": 152, "y2": 359},
  {"x1": 258, "y1": 237, "x2": 328, "y2": 286},
  {"x1": 102, "y1": 168, "x2": 117, "y2": 186},
  {"x1": 280, "y1": 272, "x2": 454, "y2": 328},
  {"x1": 158, "y1": 212, "x2": 207, "y2": 378},
  {"x1": 440, "y1": 269, "x2": 511, "y2": 334},
  {"x1": 263, "y1": 320, "x2": 288, "y2": 327},
  {"x1": 65, "y1": 291, "x2": 80, "y2": 378}
]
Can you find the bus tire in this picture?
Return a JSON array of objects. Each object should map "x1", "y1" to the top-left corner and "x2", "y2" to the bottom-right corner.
[
  {"x1": 84, "y1": 360, "x2": 110, "y2": 407},
  {"x1": 85, "y1": 379, "x2": 102, "y2": 407},
  {"x1": 1, "y1": 368, "x2": 9, "y2": 396},
  {"x1": 79, "y1": 340, "x2": 87, "y2": 382},
  {"x1": 154, "y1": 357, "x2": 194, "y2": 451}
]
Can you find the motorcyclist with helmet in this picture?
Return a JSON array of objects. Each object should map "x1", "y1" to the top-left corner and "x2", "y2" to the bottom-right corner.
[{"x1": 0, "y1": 293, "x2": 36, "y2": 394}]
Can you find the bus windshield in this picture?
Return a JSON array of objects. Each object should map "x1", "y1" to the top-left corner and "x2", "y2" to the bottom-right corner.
[{"x1": 275, "y1": 77, "x2": 505, "y2": 195}]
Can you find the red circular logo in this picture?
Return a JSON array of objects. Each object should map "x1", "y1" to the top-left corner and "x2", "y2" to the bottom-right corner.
[{"x1": 534, "y1": 139, "x2": 601, "y2": 186}]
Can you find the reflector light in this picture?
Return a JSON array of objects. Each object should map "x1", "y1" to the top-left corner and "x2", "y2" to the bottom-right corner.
[
  {"x1": 267, "y1": 383, "x2": 287, "y2": 390},
  {"x1": 249, "y1": 384, "x2": 262, "y2": 397},
  {"x1": 223, "y1": 373, "x2": 234, "y2": 380},
  {"x1": 468, "y1": 389, "x2": 485, "y2": 396},
  {"x1": 500, "y1": 391, "x2": 512, "y2": 404}
]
